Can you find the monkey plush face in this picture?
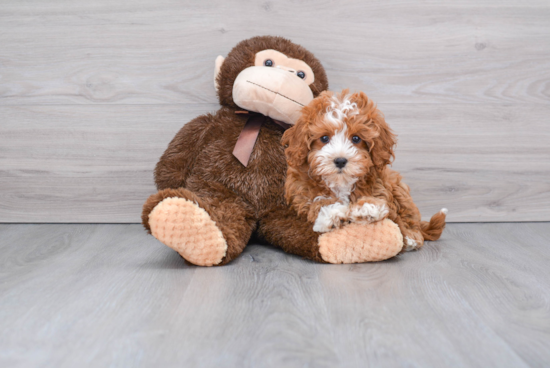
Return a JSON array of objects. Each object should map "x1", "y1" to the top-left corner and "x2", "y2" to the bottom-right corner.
[
  {"x1": 232, "y1": 49, "x2": 315, "y2": 124},
  {"x1": 214, "y1": 36, "x2": 329, "y2": 125}
]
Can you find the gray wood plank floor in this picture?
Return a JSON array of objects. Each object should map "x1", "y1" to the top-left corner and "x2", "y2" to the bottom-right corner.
[{"x1": 1, "y1": 223, "x2": 549, "y2": 367}]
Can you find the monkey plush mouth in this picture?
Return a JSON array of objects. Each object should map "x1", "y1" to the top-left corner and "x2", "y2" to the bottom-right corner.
[
  {"x1": 232, "y1": 66, "x2": 314, "y2": 125},
  {"x1": 246, "y1": 80, "x2": 305, "y2": 107}
]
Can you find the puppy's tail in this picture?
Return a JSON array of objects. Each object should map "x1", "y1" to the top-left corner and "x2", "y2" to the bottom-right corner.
[{"x1": 420, "y1": 208, "x2": 447, "y2": 241}]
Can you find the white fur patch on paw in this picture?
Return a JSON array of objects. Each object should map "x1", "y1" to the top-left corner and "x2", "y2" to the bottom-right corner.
[
  {"x1": 313, "y1": 202, "x2": 349, "y2": 233},
  {"x1": 350, "y1": 202, "x2": 389, "y2": 223},
  {"x1": 441, "y1": 208, "x2": 448, "y2": 215},
  {"x1": 403, "y1": 236, "x2": 418, "y2": 251}
]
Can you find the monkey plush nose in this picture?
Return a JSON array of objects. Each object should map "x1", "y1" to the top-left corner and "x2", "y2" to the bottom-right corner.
[{"x1": 334, "y1": 158, "x2": 348, "y2": 168}]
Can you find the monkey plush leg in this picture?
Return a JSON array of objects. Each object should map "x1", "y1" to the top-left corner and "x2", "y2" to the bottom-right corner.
[
  {"x1": 142, "y1": 187, "x2": 255, "y2": 266},
  {"x1": 258, "y1": 206, "x2": 324, "y2": 262},
  {"x1": 258, "y1": 206, "x2": 404, "y2": 264}
]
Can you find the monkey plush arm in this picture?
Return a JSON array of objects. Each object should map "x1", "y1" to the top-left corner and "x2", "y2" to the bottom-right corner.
[{"x1": 154, "y1": 114, "x2": 214, "y2": 190}]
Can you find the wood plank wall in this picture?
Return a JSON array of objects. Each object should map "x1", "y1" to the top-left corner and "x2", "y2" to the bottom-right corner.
[{"x1": 1, "y1": 0, "x2": 549, "y2": 222}]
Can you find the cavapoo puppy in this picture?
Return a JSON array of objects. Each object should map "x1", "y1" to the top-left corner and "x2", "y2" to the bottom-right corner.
[{"x1": 282, "y1": 90, "x2": 446, "y2": 251}]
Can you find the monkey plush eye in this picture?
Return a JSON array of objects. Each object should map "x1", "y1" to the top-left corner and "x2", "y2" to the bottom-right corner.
[
  {"x1": 264, "y1": 59, "x2": 273, "y2": 67},
  {"x1": 351, "y1": 136, "x2": 361, "y2": 144},
  {"x1": 320, "y1": 135, "x2": 330, "y2": 143},
  {"x1": 297, "y1": 71, "x2": 306, "y2": 79}
]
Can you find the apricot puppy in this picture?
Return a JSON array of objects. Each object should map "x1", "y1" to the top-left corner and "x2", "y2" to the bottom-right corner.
[{"x1": 282, "y1": 90, "x2": 447, "y2": 251}]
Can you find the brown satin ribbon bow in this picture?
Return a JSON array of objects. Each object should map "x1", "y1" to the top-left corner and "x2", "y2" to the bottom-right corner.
[{"x1": 233, "y1": 111, "x2": 291, "y2": 167}]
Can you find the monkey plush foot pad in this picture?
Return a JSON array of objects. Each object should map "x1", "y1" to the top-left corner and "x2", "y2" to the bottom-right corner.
[
  {"x1": 318, "y1": 219, "x2": 403, "y2": 263},
  {"x1": 149, "y1": 197, "x2": 227, "y2": 266}
]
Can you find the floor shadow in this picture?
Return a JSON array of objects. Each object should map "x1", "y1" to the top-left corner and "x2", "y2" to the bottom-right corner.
[
  {"x1": 140, "y1": 232, "x2": 404, "y2": 269},
  {"x1": 247, "y1": 232, "x2": 271, "y2": 246},
  {"x1": 139, "y1": 249, "x2": 192, "y2": 270}
]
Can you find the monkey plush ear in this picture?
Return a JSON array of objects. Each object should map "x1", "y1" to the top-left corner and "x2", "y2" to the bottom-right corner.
[{"x1": 214, "y1": 55, "x2": 225, "y2": 91}]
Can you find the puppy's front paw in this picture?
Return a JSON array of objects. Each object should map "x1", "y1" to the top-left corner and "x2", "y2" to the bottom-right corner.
[
  {"x1": 313, "y1": 202, "x2": 349, "y2": 233},
  {"x1": 349, "y1": 202, "x2": 389, "y2": 223}
]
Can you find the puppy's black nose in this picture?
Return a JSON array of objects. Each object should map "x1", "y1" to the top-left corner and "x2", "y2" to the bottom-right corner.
[{"x1": 334, "y1": 157, "x2": 348, "y2": 168}]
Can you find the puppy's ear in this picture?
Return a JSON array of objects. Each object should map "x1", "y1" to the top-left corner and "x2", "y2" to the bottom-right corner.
[
  {"x1": 370, "y1": 112, "x2": 397, "y2": 170},
  {"x1": 282, "y1": 119, "x2": 310, "y2": 168},
  {"x1": 351, "y1": 91, "x2": 397, "y2": 170}
]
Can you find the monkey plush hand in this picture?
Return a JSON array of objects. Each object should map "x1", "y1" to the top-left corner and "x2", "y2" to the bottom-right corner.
[{"x1": 142, "y1": 36, "x2": 403, "y2": 266}]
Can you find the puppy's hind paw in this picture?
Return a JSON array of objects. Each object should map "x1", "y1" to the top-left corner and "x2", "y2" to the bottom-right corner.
[{"x1": 403, "y1": 236, "x2": 419, "y2": 251}]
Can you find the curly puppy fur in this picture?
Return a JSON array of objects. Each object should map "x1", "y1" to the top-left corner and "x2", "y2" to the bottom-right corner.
[{"x1": 282, "y1": 90, "x2": 446, "y2": 251}]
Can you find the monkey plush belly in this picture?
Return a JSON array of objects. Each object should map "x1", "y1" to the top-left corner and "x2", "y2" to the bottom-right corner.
[{"x1": 187, "y1": 116, "x2": 287, "y2": 215}]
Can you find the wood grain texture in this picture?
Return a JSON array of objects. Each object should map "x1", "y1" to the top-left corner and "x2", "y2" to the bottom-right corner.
[
  {"x1": 1, "y1": 103, "x2": 549, "y2": 222},
  {"x1": 0, "y1": 223, "x2": 549, "y2": 367},
  {"x1": 1, "y1": 0, "x2": 549, "y2": 105},
  {"x1": 1, "y1": 0, "x2": 550, "y2": 222}
]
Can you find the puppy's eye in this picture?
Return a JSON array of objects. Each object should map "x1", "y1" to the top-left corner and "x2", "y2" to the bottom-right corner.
[
  {"x1": 320, "y1": 136, "x2": 330, "y2": 143},
  {"x1": 297, "y1": 71, "x2": 306, "y2": 79},
  {"x1": 264, "y1": 59, "x2": 273, "y2": 67},
  {"x1": 351, "y1": 136, "x2": 361, "y2": 144}
]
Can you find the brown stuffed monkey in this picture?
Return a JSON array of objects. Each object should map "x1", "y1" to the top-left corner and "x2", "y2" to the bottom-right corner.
[{"x1": 141, "y1": 36, "x2": 403, "y2": 266}]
